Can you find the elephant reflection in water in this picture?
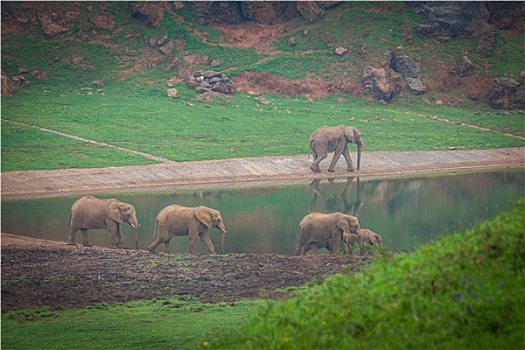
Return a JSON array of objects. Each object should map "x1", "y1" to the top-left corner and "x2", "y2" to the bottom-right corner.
[{"x1": 309, "y1": 177, "x2": 364, "y2": 217}]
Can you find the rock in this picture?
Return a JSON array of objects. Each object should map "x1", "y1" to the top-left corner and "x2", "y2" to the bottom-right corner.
[
  {"x1": 288, "y1": 37, "x2": 296, "y2": 46},
  {"x1": 92, "y1": 79, "x2": 105, "y2": 87},
  {"x1": 189, "y1": 2, "x2": 241, "y2": 25},
  {"x1": 11, "y1": 75, "x2": 30, "y2": 88},
  {"x1": 335, "y1": 47, "x2": 348, "y2": 56},
  {"x1": 158, "y1": 40, "x2": 175, "y2": 55},
  {"x1": 454, "y1": 56, "x2": 475, "y2": 77},
  {"x1": 358, "y1": 43, "x2": 368, "y2": 55},
  {"x1": 405, "y1": 77, "x2": 427, "y2": 95},
  {"x1": 1, "y1": 70, "x2": 17, "y2": 96},
  {"x1": 296, "y1": 1, "x2": 324, "y2": 23},
  {"x1": 392, "y1": 55, "x2": 420, "y2": 78},
  {"x1": 89, "y1": 15, "x2": 115, "y2": 30},
  {"x1": 186, "y1": 70, "x2": 236, "y2": 96},
  {"x1": 487, "y1": 78, "x2": 525, "y2": 110},
  {"x1": 132, "y1": 3, "x2": 164, "y2": 28},
  {"x1": 241, "y1": 1, "x2": 287, "y2": 25},
  {"x1": 167, "y1": 88, "x2": 178, "y2": 98},
  {"x1": 362, "y1": 66, "x2": 402, "y2": 103},
  {"x1": 37, "y1": 3, "x2": 79, "y2": 37},
  {"x1": 157, "y1": 35, "x2": 169, "y2": 46},
  {"x1": 30, "y1": 70, "x2": 48, "y2": 80},
  {"x1": 475, "y1": 21, "x2": 496, "y2": 57},
  {"x1": 413, "y1": 2, "x2": 497, "y2": 56}
]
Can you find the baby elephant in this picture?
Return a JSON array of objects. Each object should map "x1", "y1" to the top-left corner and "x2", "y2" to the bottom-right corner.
[
  {"x1": 147, "y1": 205, "x2": 227, "y2": 254},
  {"x1": 68, "y1": 196, "x2": 139, "y2": 249},
  {"x1": 344, "y1": 228, "x2": 382, "y2": 256}
]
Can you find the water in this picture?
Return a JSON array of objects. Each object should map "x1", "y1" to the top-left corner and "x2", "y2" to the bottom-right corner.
[{"x1": 2, "y1": 169, "x2": 523, "y2": 255}]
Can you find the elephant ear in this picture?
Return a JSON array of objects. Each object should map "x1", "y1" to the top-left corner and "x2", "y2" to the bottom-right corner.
[
  {"x1": 105, "y1": 201, "x2": 125, "y2": 223},
  {"x1": 195, "y1": 207, "x2": 213, "y2": 228},
  {"x1": 336, "y1": 215, "x2": 351, "y2": 235},
  {"x1": 344, "y1": 126, "x2": 363, "y2": 145}
]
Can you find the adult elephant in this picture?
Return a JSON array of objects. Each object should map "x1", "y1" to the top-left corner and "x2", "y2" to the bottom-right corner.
[
  {"x1": 295, "y1": 212, "x2": 360, "y2": 256},
  {"x1": 309, "y1": 125, "x2": 363, "y2": 173},
  {"x1": 68, "y1": 196, "x2": 139, "y2": 249},
  {"x1": 344, "y1": 228, "x2": 383, "y2": 256},
  {"x1": 147, "y1": 205, "x2": 227, "y2": 254}
]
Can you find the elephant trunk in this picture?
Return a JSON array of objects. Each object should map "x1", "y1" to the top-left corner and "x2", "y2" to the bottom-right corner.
[
  {"x1": 129, "y1": 220, "x2": 140, "y2": 250},
  {"x1": 133, "y1": 228, "x2": 139, "y2": 250},
  {"x1": 219, "y1": 229, "x2": 226, "y2": 254},
  {"x1": 356, "y1": 142, "x2": 362, "y2": 170}
]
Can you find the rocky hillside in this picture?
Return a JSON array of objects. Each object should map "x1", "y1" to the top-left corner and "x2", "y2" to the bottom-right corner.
[{"x1": 1, "y1": 1, "x2": 524, "y2": 109}]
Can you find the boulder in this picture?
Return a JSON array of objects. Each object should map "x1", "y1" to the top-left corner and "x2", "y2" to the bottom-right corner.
[
  {"x1": 487, "y1": 78, "x2": 525, "y2": 110},
  {"x1": 37, "y1": 3, "x2": 79, "y2": 37},
  {"x1": 186, "y1": 71, "x2": 236, "y2": 96},
  {"x1": 132, "y1": 3, "x2": 164, "y2": 28},
  {"x1": 453, "y1": 56, "x2": 475, "y2": 77},
  {"x1": 167, "y1": 88, "x2": 178, "y2": 98},
  {"x1": 296, "y1": 1, "x2": 324, "y2": 23},
  {"x1": 405, "y1": 77, "x2": 427, "y2": 95},
  {"x1": 392, "y1": 55, "x2": 420, "y2": 78},
  {"x1": 335, "y1": 47, "x2": 348, "y2": 56},
  {"x1": 1, "y1": 70, "x2": 17, "y2": 96},
  {"x1": 241, "y1": 1, "x2": 287, "y2": 25},
  {"x1": 89, "y1": 15, "x2": 115, "y2": 30},
  {"x1": 189, "y1": 1, "x2": 241, "y2": 25},
  {"x1": 362, "y1": 66, "x2": 402, "y2": 103}
]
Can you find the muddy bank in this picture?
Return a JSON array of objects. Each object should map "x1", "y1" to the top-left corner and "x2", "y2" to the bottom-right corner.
[
  {"x1": 2, "y1": 148, "x2": 524, "y2": 199},
  {"x1": 0, "y1": 233, "x2": 370, "y2": 312}
]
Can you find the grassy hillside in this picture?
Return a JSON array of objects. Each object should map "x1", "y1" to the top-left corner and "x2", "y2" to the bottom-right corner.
[
  {"x1": 209, "y1": 199, "x2": 525, "y2": 349},
  {"x1": 1, "y1": 2, "x2": 524, "y2": 172}
]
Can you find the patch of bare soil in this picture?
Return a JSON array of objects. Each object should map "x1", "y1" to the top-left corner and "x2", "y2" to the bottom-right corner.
[{"x1": 1, "y1": 234, "x2": 370, "y2": 312}]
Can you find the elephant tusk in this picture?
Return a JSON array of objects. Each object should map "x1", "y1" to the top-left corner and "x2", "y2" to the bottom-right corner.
[{"x1": 131, "y1": 223, "x2": 137, "y2": 229}]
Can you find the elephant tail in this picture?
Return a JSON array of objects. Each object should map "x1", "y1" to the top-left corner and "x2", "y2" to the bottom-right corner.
[
  {"x1": 153, "y1": 218, "x2": 158, "y2": 237},
  {"x1": 68, "y1": 210, "x2": 72, "y2": 227}
]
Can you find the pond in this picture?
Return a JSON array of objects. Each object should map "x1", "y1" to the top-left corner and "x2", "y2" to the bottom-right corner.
[{"x1": 2, "y1": 169, "x2": 523, "y2": 255}]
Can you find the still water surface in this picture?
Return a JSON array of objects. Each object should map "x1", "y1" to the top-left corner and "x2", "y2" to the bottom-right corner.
[{"x1": 2, "y1": 169, "x2": 523, "y2": 255}]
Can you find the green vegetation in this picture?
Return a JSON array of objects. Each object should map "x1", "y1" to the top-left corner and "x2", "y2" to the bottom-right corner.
[
  {"x1": 1, "y1": 299, "x2": 263, "y2": 350},
  {"x1": 209, "y1": 199, "x2": 525, "y2": 349},
  {"x1": 2, "y1": 200, "x2": 523, "y2": 349},
  {"x1": 1, "y1": 2, "x2": 524, "y2": 172}
]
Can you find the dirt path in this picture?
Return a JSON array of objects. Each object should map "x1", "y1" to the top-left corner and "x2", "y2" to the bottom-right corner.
[{"x1": 2, "y1": 147, "x2": 524, "y2": 199}]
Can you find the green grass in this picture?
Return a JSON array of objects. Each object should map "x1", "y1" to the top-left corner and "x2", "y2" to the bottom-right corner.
[
  {"x1": 209, "y1": 199, "x2": 525, "y2": 349},
  {"x1": 2, "y1": 2, "x2": 524, "y2": 172},
  {"x1": 1, "y1": 299, "x2": 262, "y2": 350},
  {"x1": 2, "y1": 88, "x2": 523, "y2": 171}
]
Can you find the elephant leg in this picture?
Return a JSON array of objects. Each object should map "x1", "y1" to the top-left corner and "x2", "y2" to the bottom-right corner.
[
  {"x1": 106, "y1": 222, "x2": 119, "y2": 249},
  {"x1": 67, "y1": 229, "x2": 77, "y2": 245},
  {"x1": 81, "y1": 229, "x2": 92, "y2": 247},
  {"x1": 115, "y1": 227, "x2": 124, "y2": 248},
  {"x1": 328, "y1": 238, "x2": 341, "y2": 255},
  {"x1": 163, "y1": 239, "x2": 171, "y2": 254},
  {"x1": 310, "y1": 149, "x2": 327, "y2": 173},
  {"x1": 342, "y1": 148, "x2": 354, "y2": 172},
  {"x1": 147, "y1": 238, "x2": 163, "y2": 253},
  {"x1": 199, "y1": 231, "x2": 216, "y2": 254},
  {"x1": 188, "y1": 233, "x2": 199, "y2": 253},
  {"x1": 328, "y1": 151, "x2": 343, "y2": 172}
]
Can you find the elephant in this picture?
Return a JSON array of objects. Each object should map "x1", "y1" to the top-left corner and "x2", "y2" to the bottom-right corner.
[
  {"x1": 295, "y1": 212, "x2": 360, "y2": 256},
  {"x1": 344, "y1": 228, "x2": 383, "y2": 256},
  {"x1": 67, "y1": 196, "x2": 139, "y2": 249},
  {"x1": 147, "y1": 205, "x2": 227, "y2": 254},
  {"x1": 309, "y1": 125, "x2": 363, "y2": 173}
]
